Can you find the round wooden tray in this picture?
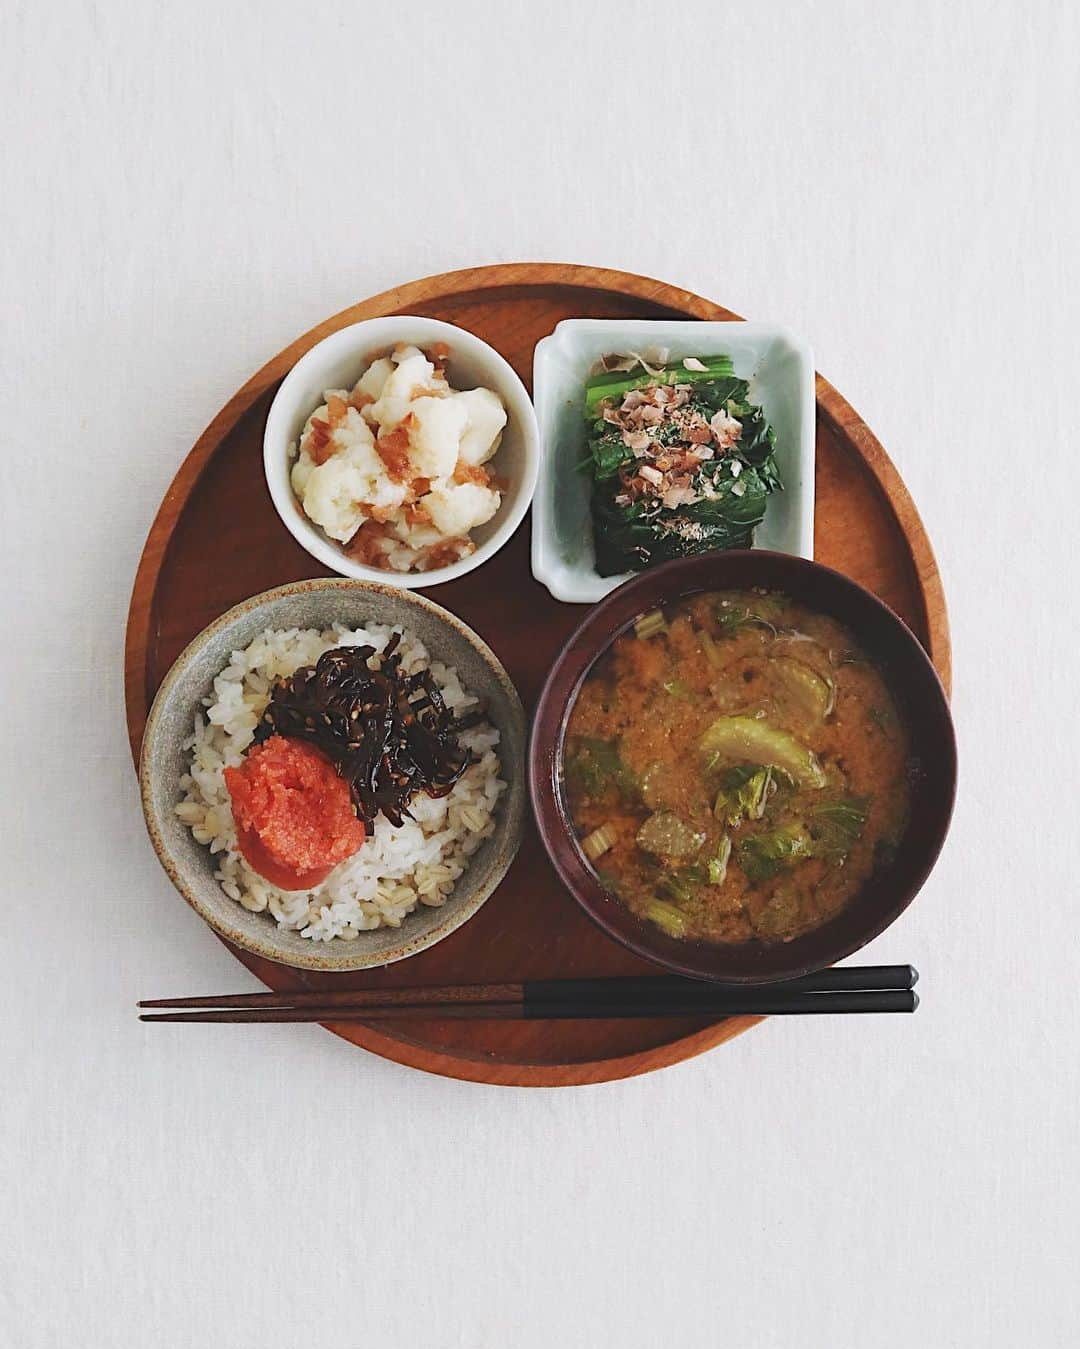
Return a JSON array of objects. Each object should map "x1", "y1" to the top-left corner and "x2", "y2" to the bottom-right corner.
[{"x1": 126, "y1": 263, "x2": 950, "y2": 1086}]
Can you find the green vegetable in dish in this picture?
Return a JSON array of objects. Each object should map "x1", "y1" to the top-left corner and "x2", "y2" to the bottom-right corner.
[
  {"x1": 739, "y1": 823, "x2": 814, "y2": 882},
  {"x1": 657, "y1": 871, "x2": 697, "y2": 905},
  {"x1": 580, "y1": 824, "x2": 618, "y2": 862},
  {"x1": 714, "y1": 764, "x2": 775, "y2": 827},
  {"x1": 738, "y1": 795, "x2": 868, "y2": 884},
  {"x1": 699, "y1": 716, "x2": 827, "y2": 789},
  {"x1": 808, "y1": 796, "x2": 869, "y2": 861},
  {"x1": 646, "y1": 900, "x2": 689, "y2": 938},
  {"x1": 634, "y1": 608, "x2": 667, "y2": 640},
  {"x1": 769, "y1": 656, "x2": 835, "y2": 722},
  {"x1": 566, "y1": 737, "x2": 638, "y2": 803},
  {"x1": 707, "y1": 834, "x2": 733, "y2": 886},
  {"x1": 715, "y1": 603, "x2": 779, "y2": 639},
  {"x1": 591, "y1": 466, "x2": 776, "y2": 576},
  {"x1": 584, "y1": 354, "x2": 736, "y2": 414},
  {"x1": 583, "y1": 355, "x2": 783, "y2": 575}
]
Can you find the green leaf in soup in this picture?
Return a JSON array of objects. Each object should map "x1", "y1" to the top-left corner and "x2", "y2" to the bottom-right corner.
[
  {"x1": 707, "y1": 834, "x2": 733, "y2": 886},
  {"x1": 566, "y1": 737, "x2": 638, "y2": 802},
  {"x1": 739, "y1": 823, "x2": 813, "y2": 883},
  {"x1": 699, "y1": 715, "x2": 827, "y2": 789},
  {"x1": 808, "y1": 795, "x2": 869, "y2": 861},
  {"x1": 769, "y1": 656, "x2": 835, "y2": 723},
  {"x1": 646, "y1": 900, "x2": 689, "y2": 938},
  {"x1": 713, "y1": 588, "x2": 786, "y2": 638},
  {"x1": 739, "y1": 590, "x2": 787, "y2": 620},
  {"x1": 657, "y1": 871, "x2": 697, "y2": 906},
  {"x1": 714, "y1": 765, "x2": 775, "y2": 827},
  {"x1": 715, "y1": 607, "x2": 777, "y2": 640}
]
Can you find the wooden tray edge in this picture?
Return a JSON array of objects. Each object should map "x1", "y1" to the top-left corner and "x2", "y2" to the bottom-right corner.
[
  {"x1": 316, "y1": 1012, "x2": 766, "y2": 1086},
  {"x1": 814, "y1": 374, "x2": 951, "y2": 695}
]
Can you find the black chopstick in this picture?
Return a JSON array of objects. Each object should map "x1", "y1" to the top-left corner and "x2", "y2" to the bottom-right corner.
[{"x1": 523, "y1": 964, "x2": 918, "y2": 1005}]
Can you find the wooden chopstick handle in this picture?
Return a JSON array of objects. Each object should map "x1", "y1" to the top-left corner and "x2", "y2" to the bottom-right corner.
[
  {"x1": 141, "y1": 1004, "x2": 523, "y2": 1024},
  {"x1": 138, "y1": 982, "x2": 524, "y2": 1011}
]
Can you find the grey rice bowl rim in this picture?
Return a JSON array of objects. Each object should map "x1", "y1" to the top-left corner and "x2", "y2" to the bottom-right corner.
[{"x1": 139, "y1": 578, "x2": 527, "y2": 972}]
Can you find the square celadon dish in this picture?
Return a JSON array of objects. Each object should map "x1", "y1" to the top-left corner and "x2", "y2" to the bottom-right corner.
[{"x1": 531, "y1": 320, "x2": 815, "y2": 603}]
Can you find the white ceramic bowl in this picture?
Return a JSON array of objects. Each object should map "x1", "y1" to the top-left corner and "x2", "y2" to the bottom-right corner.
[
  {"x1": 264, "y1": 316, "x2": 540, "y2": 589},
  {"x1": 531, "y1": 319, "x2": 815, "y2": 603}
]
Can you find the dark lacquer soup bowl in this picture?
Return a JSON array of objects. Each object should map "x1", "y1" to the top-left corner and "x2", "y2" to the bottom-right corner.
[{"x1": 528, "y1": 551, "x2": 957, "y2": 983}]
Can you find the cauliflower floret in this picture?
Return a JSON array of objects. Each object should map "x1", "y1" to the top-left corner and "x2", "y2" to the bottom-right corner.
[
  {"x1": 300, "y1": 402, "x2": 373, "y2": 451},
  {"x1": 384, "y1": 514, "x2": 472, "y2": 571},
  {"x1": 291, "y1": 448, "x2": 316, "y2": 497},
  {"x1": 300, "y1": 440, "x2": 406, "y2": 542},
  {"x1": 299, "y1": 390, "x2": 345, "y2": 443},
  {"x1": 388, "y1": 516, "x2": 445, "y2": 549},
  {"x1": 408, "y1": 396, "x2": 468, "y2": 479},
  {"x1": 336, "y1": 405, "x2": 376, "y2": 447},
  {"x1": 385, "y1": 542, "x2": 424, "y2": 573},
  {"x1": 364, "y1": 347, "x2": 439, "y2": 430},
  {"x1": 356, "y1": 358, "x2": 393, "y2": 402},
  {"x1": 422, "y1": 479, "x2": 500, "y2": 537},
  {"x1": 365, "y1": 394, "x2": 411, "y2": 432},
  {"x1": 455, "y1": 388, "x2": 507, "y2": 466},
  {"x1": 300, "y1": 454, "x2": 370, "y2": 543},
  {"x1": 383, "y1": 346, "x2": 435, "y2": 400},
  {"x1": 294, "y1": 404, "x2": 375, "y2": 500}
]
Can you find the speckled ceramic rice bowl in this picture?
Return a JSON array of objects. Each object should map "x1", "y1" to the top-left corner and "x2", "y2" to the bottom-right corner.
[{"x1": 139, "y1": 579, "x2": 526, "y2": 971}]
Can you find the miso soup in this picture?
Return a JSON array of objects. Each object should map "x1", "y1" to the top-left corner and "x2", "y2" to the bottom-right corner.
[{"x1": 563, "y1": 590, "x2": 911, "y2": 945}]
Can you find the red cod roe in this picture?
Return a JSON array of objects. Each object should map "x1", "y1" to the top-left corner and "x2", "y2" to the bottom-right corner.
[{"x1": 223, "y1": 736, "x2": 366, "y2": 891}]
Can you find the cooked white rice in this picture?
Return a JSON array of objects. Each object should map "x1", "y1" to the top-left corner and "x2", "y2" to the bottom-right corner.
[{"x1": 175, "y1": 623, "x2": 505, "y2": 942}]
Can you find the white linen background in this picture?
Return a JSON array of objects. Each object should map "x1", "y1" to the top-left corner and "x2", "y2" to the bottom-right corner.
[{"x1": 2, "y1": 2, "x2": 1077, "y2": 1345}]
